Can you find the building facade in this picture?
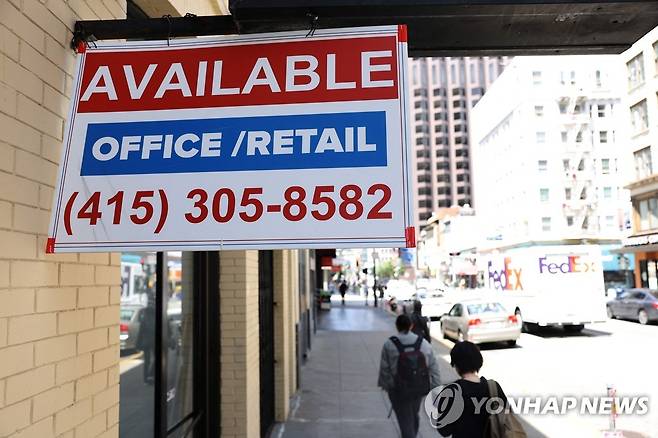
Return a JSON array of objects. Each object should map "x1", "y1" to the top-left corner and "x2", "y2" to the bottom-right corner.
[
  {"x1": 0, "y1": 1, "x2": 318, "y2": 437},
  {"x1": 471, "y1": 56, "x2": 632, "y2": 245},
  {"x1": 409, "y1": 57, "x2": 509, "y2": 228},
  {"x1": 620, "y1": 26, "x2": 658, "y2": 288}
]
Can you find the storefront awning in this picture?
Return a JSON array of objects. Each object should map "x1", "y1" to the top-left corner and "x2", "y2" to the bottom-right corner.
[{"x1": 613, "y1": 234, "x2": 658, "y2": 253}]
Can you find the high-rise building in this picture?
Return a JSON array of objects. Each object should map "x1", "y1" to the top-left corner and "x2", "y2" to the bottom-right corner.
[
  {"x1": 619, "y1": 27, "x2": 658, "y2": 288},
  {"x1": 471, "y1": 56, "x2": 631, "y2": 243},
  {"x1": 409, "y1": 57, "x2": 509, "y2": 229}
]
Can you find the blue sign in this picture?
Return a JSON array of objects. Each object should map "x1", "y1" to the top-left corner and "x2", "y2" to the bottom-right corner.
[{"x1": 81, "y1": 112, "x2": 387, "y2": 176}]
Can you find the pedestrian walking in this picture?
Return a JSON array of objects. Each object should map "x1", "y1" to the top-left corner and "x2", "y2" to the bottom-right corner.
[
  {"x1": 136, "y1": 294, "x2": 156, "y2": 384},
  {"x1": 435, "y1": 341, "x2": 525, "y2": 438},
  {"x1": 378, "y1": 314, "x2": 441, "y2": 438},
  {"x1": 410, "y1": 300, "x2": 431, "y2": 343},
  {"x1": 339, "y1": 279, "x2": 348, "y2": 305}
]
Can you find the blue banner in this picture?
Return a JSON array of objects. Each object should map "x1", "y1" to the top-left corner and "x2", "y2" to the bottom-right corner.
[{"x1": 80, "y1": 112, "x2": 387, "y2": 176}]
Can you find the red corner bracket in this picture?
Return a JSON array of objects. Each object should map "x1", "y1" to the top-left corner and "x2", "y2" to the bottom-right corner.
[
  {"x1": 405, "y1": 226, "x2": 416, "y2": 248},
  {"x1": 398, "y1": 24, "x2": 408, "y2": 43},
  {"x1": 45, "y1": 237, "x2": 56, "y2": 254}
]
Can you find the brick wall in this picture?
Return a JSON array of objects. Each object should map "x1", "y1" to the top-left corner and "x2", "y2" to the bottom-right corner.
[
  {"x1": 219, "y1": 250, "x2": 260, "y2": 438},
  {"x1": 0, "y1": 0, "x2": 126, "y2": 436}
]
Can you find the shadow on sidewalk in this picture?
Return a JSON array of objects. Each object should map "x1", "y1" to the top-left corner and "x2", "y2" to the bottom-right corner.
[{"x1": 275, "y1": 299, "x2": 547, "y2": 438}]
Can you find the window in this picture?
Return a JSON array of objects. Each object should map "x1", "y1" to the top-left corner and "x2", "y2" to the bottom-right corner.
[
  {"x1": 599, "y1": 131, "x2": 608, "y2": 143},
  {"x1": 559, "y1": 102, "x2": 567, "y2": 114},
  {"x1": 597, "y1": 104, "x2": 606, "y2": 117},
  {"x1": 536, "y1": 132, "x2": 546, "y2": 143},
  {"x1": 565, "y1": 188, "x2": 572, "y2": 200},
  {"x1": 627, "y1": 53, "x2": 645, "y2": 88},
  {"x1": 631, "y1": 100, "x2": 649, "y2": 133},
  {"x1": 602, "y1": 158, "x2": 610, "y2": 174},
  {"x1": 119, "y1": 251, "x2": 219, "y2": 438},
  {"x1": 595, "y1": 70, "x2": 602, "y2": 87},
  {"x1": 654, "y1": 41, "x2": 658, "y2": 72},
  {"x1": 563, "y1": 159, "x2": 570, "y2": 172},
  {"x1": 566, "y1": 216, "x2": 574, "y2": 226},
  {"x1": 634, "y1": 147, "x2": 653, "y2": 179},
  {"x1": 540, "y1": 188, "x2": 549, "y2": 202},
  {"x1": 542, "y1": 217, "x2": 551, "y2": 232},
  {"x1": 651, "y1": 198, "x2": 658, "y2": 229},
  {"x1": 605, "y1": 215, "x2": 615, "y2": 229},
  {"x1": 538, "y1": 160, "x2": 548, "y2": 171},
  {"x1": 576, "y1": 131, "x2": 583, "y2": 143},
  {"x1": 603, "y1": 187, "x2": 612, "y2": 199},
  {"x1": 561, "y1": 132, "x2": 568, "y2": 143},
  {"x1": 534, "y1": 105, "x2": 544, "y2": 116},
  {"x1": 532, "y1": 71, "x2": 542, "y2": 85},
  {"x1": 639, "y1": 199, "x2": 650, "y2": 230}
]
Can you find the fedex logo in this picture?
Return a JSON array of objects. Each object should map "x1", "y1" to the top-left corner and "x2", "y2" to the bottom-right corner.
[
  {"x1": 488, "y1": 258, "x2": 523, "y2": 290},
  {"x1": 538, "y1": 255, "x2": 596, "y2": 274}
]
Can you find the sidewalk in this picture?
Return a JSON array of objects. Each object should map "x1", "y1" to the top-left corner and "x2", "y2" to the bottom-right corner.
[{"x1": 275, "y1": 295, "x2": 456, "y2": 438}]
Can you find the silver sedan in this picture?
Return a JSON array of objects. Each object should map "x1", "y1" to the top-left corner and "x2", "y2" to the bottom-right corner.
[{"x1": 440, "y1": 300, "x2": 521, "y2": 346}]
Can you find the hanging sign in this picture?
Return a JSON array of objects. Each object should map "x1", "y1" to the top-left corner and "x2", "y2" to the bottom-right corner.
[{"x1": 47, "y1": 25, "x2": 413, "y2": 252}]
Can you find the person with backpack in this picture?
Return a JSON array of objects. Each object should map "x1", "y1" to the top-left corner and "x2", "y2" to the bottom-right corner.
[
  {"x1": 410, "y1": 300, "x2": 431, "y2": 343},
  {"x1": 435, "y1": 341, "x2": 526, "y2": 438},
  {"x1": 378, "y1": 314, "x2": 441, "y2": 438}
]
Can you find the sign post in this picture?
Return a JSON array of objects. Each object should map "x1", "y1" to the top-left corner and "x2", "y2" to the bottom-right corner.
[{"x1": 47, "y1": 25, "x2": 413, "y2": 253}]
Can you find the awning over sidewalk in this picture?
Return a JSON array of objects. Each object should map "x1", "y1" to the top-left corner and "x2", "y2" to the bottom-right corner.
[
  {"x1": 612, "y1": 233, "x2": 658, "y2": 253},
  {"x1": 74, "y1": 1, "x2": 658, "y2": 56}
]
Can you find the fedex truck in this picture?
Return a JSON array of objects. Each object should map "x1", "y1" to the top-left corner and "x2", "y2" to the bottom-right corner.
[{"x1": 479, "y1": 244, "x2": 607, "y2": 332}]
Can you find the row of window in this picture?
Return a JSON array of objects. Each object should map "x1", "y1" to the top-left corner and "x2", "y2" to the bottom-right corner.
[
  {"x1": 534, "y1": 130, "x2": 615, "y2": 144},
  {"x1": 532, "y1": 69, "x2": 605, "y2": 88},
  {"x1": 411, "y1": 59, "x2": 505, "y2": 88},
  {"x1": 538, "y1": 186, "x2": 618, "y2": 202},
  {"x1": 537, "y1": 158, "x2": 615, "y2": 174},
  {"x1": 626, "y1": 42, "x2": 658, "y2": 89},
  {"x1": 534, "y1": 103, "x2": 612, "y2": 118},
  {"x1": 540, "y1": 215, "x2": 618, "y2": 231}
]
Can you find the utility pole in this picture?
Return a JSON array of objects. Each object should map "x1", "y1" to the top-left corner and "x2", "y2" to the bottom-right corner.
[{"x1": 372, "y1": 250, "x2": 378, "y2": 307}]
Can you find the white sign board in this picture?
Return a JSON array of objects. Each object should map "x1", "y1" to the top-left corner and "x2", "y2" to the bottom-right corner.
[{"x1": 47, "y1": 26, "x2": 414, "y2": 252}]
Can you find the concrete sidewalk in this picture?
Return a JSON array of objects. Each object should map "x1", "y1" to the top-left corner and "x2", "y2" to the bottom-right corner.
[{"x1": 274, "y1": 296, "x2": 455, "y2": 438}]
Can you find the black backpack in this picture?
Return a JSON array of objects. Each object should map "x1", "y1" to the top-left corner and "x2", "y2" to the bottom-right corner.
[{"x1": 390, "y1": 335, "x2": 431, "y2": 398}]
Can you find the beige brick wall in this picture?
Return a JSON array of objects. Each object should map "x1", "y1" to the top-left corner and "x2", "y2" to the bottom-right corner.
[
  {"x1": 219, "y1": 250, "x2": 260, "y2": 438},
  {"x1": 0, "y1": 0, "x2": 125, "y2": 436}
]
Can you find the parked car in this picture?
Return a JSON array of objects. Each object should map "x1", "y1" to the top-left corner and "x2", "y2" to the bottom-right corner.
[
  {"x1": 440, "y1": 300, "x2": 521, "y2": 346},
  {"x1": 606, "y1": 289, "x2": 658, "y2": 325},
  {"x1": 406, "y1": 288, "x2": 455, "y2": 321},
  {"x1": 120, "y1": 304, "x2": 145, "y2": 351}
]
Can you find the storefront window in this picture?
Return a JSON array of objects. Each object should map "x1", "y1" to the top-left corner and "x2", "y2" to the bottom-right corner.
[
  {"x1": 119, "y1": 252, "x2": 200, "y2": 437},
  {"x1": 120, "y1": 252, "x2": 157, "y2": 437},
  {"x1": 166, "y1": 252, "x2": 195, "y2": 436}
]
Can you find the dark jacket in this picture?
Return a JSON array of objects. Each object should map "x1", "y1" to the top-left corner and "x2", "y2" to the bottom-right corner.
[
  {"x1": 410, "y1": 311, "x2": 431, "y2": 343},
  {"x1": 437, "y1": 377, "x2": 508, "y2": 438}
]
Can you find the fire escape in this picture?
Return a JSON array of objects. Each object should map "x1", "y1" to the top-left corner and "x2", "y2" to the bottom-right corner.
[{"x1": 560, "y1": 90, "x2": 597, "y2": 234}]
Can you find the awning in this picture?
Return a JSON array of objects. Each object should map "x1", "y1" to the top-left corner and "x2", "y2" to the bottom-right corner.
[
  {"x1": 72, "y1": 1, "x2": 658, "y2": 56},
  {"x1": 612, "y1": 234, "x2": 658, "y2": 253}
]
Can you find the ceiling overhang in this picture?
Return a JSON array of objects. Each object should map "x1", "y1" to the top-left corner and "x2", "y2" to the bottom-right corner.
[{"x1": 72, "y1": 1, "x2": 658, "y2": 55}]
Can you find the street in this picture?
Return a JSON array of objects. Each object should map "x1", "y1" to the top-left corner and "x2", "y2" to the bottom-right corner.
[{"x1": 430, "y1": 317, "x2": 658, "y2": 438}]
